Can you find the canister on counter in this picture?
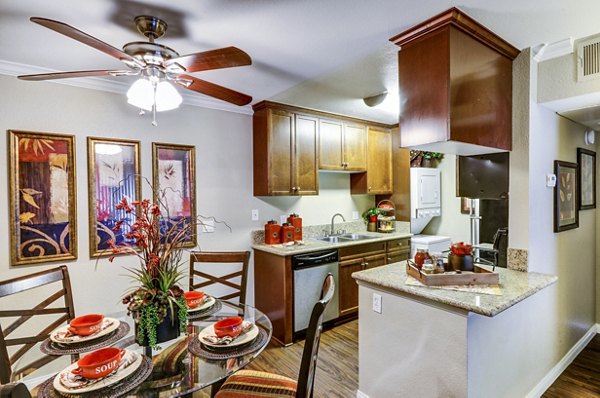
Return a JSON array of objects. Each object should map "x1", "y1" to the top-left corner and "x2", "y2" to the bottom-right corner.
[
  {"x1": 287, "y1": 213, "x2": 303, "y2": 241},
  {"x1": 264, "y1": 220, "x2": 281, "y2": 245},
  {"x1": 281, "y1": 223, "x2": 295, "y2": 244}
]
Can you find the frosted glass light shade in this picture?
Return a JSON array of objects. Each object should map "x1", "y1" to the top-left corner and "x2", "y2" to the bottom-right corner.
[
  {"x1": 155, "y1": 81, "x2": 182, "y2": 111},
  {"x1": 127, "y1": 79, "x2": 154, "y2": 111}
]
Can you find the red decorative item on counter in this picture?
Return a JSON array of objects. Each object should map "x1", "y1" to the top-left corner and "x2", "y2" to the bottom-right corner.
[
  {"x1": 287, "y1": 213, "x2": 303, "y2": 241},
  {"x1": 281, "y1": 223, "x2": 295, "y2": 244},
  {"x1": 450, "y1": 242, "x2": 473, "y2": 256},
  {"x1": 414, "y1": 249, "x2": 427, "y2": 268},
  {"x1": 264, "y1": 220, "x2": 281, "y2": 245}
]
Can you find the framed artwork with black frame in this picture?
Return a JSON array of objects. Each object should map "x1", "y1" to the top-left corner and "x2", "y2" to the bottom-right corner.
[
  {"x1": 554, "y1": 160, "x2": 579, "y2": 233},
  {"x1": 577, "y1": 148, "x2": 596, "y2": 210}
]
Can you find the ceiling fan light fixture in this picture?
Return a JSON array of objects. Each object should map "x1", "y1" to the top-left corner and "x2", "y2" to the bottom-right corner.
[
  {"x1": 127, "y1": 78, "x2": 154, "y2": 111},
  {"x1": 363, "y1": 91, "x2": 388, "y2": 107},
  {"x1": 155, "y1": 81, "x2": 182, "y2": 112}
]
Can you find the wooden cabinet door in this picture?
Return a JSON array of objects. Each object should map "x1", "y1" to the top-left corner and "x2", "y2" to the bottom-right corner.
[
  {"x1": 269, "y1": 109, "x2": 294, "y2": 195},
  {"x1": 367, "y1": 127, "x2": 392, "y2": 194},
  {"x1": 364, "y1": 253, "x2": 387, "y2": 269},
  {"x1": 294, "y1": 114, "x2": 318, "y2": 195},
  {"x1": 343, "y1": 123, "x2": 367, "y2": 171},
  {"x1": 339, "y1": 257, "x2": 364, "y2": 316},
  {"x1": 386, "y1": 250, "x2": 409, "y2": 264},
  {"x1": 319, "y1": 119, "x2": 344, "y2": 170}
]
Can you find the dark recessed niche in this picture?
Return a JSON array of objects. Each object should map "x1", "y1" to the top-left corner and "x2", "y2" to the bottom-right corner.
[{"x1": 457, "y1": 152, "x2": 509, "y2": 199}]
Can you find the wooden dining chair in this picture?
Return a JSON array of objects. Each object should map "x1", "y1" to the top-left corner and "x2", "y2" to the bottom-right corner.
[
  {"x1": 0, "y1": 266, "x2": 75, "y2": 384},
  {"x1": 214, "y1": 273, "x2": 335, "y2": 398},
  {"x1": 189, "y1": 251, "x2": 251, "y2": 306},
  {"x1": 0, "y1": 382, "x2": 32, "y2": 398}
]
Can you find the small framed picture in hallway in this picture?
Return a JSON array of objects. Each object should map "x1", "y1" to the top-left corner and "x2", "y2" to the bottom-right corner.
[
  {"x1": 554, "y1": 160, "x2": 579, "y2": 233},
  {"x1": 577, "y1": 148, "x2": 596, "y2": 210}
]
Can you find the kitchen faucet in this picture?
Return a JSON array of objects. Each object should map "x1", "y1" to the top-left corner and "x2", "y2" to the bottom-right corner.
[{"x1": 330, "y1": 213, "x2": 346, "y2": 236}]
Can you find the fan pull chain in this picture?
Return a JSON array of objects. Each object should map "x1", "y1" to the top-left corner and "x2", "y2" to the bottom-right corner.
[{"x1": 152, "y1": 81, "x2": 158, "y2": 126}]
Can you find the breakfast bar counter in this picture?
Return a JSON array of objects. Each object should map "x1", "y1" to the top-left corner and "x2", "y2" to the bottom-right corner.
[
  {"x1": 352, "y1": 262, "x2": 557, "y2": 317},
  {"x1": 352, "y1": 262, "x2": 558, "y2": 398}
]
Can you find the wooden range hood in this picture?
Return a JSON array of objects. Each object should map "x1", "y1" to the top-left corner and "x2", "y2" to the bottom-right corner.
[{"x1": 391, "y1": 8, "x2": 520, "y2": 155}]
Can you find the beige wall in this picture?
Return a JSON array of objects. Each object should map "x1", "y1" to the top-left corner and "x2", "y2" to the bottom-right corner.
[{"x1": 0, "y1": 75, "x2": 373, "y2": 315}]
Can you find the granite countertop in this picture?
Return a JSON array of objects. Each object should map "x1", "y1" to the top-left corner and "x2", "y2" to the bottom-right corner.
[
  {"x1": 352, "y1": 262, "x2": 557, "y2": 317},
  {"x1": 252, "y1": 231, "x2": 413, "y2": 256}
]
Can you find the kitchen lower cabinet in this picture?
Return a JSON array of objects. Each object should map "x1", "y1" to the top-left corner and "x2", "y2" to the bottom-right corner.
[
  {"x1": 386, "y1": 237, "x2": 411, "y2": 264},
  {"x1": 339, "y1": 241, "x2": 387, "y2": 316}
]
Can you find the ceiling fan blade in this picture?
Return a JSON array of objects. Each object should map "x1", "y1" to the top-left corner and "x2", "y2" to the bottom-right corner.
[
  {"x1": 18, "y1": 70, "x2": 134, "y2": 81},
  {"x1": 30, "y1": 17, "x2": 144, "y2": 68},
  {"x1": 176, "y1": 75, "x2": 252, "y2": 106},
  {"x1": 164, "y1": 47, "x2": 251, "y2": 73}
]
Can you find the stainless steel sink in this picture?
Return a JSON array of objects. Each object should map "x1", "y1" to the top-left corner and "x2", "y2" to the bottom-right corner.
[{"x1": 314, "y1": 234, "x2": 377, "y2": 243}]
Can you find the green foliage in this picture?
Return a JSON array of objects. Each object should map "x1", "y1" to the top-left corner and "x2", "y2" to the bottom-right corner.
[
  {"x1": 422, "y1": 151, "x2": 444, "y2": 160},
  {"x1": 362, "y1": 207, "x2": 380, "y2": 223}
]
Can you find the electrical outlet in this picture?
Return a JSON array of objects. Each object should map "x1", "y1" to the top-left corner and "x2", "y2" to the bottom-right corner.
[
  {"x1": 546, "y1": 173, "x2": 556, "y2": 188},
  {"x1": 280, "y1": 215, "x2": 287, "y2": 225},
  {"x1": 252, "y1": 209, "x2": 259, "y2": 221},
  {"x1": 352, "y1": 211, "x2": 359, "y2": 220},
  {"x1": 372, "y1": 293, "x2": 382, "y2": 314}
]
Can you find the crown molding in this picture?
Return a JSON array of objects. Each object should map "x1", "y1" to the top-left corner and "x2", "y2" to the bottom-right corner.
[{"x1": 0, "y1": 60, "x2": 253, "y2": 116}]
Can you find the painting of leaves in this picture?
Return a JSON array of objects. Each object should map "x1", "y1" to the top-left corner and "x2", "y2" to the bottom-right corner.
[
  {"x1": 87, "y1": 138, "x2": 141, "y2": 257},
  {"x1": 8, "y1": 130, "x2": 77, "y2": 265},
  {"x1": 578, "y1": 148, "x2": 596, "y2": 210},
  {"x1": 152, "y1": 143, "x2": 197, "y2": 247},
  {"x1": 554, "y1": 160, "x2": 579, "y2": 233}
]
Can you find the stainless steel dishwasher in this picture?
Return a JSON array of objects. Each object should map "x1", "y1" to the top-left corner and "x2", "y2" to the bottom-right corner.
[{"x1": 292, "y1": 250, "x2": 339, "y2": 333}]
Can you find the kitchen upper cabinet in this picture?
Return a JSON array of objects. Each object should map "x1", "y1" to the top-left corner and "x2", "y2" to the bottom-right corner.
[
  {"x1": 390, "y1": 8, "x2": 519, "y2": 155},
  {"x1": 319, "y1": 120, "x2": 367, "y2": 171},
  {"x1": 253, "y1": 107, "x2": 318, "y2": 196},
  {"x1": 351, "y1": 126, "x2": 392, "y2": 194}
]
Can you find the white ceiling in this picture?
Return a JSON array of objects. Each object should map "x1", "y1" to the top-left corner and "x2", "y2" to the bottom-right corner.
[{"x1": 3, "y1": 0, "x2": 600, "y2": 124}]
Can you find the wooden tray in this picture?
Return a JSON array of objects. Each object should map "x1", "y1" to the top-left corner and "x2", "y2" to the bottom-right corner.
[{"x1": 406, "y1": 262, "x2": 499, "y2": 286}]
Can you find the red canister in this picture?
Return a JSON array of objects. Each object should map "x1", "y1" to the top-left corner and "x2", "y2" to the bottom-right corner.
[
  {"x1": 281, "y1": 223, "x2": 295, "y2": 244},
  {"x1": 264, "y1": 220, "x2": 281, "y2": 245},
  {"x1": 287, "y1": 213, "x2": 302, "y2": 241}
]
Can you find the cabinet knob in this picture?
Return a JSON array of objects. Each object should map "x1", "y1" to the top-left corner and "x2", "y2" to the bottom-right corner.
[
  {"x1": 368, "y1": 186, "x2": 372, "y2": 191},
  {"x1": 387, "y1": 257, "x2": 392, "y2": 262},
  {"x1": 364, "y1": 262, "x2": 369, "y2": 267},
  {"x1": 296, "y1": 186, "x2": 300, "y2": 191},
  {"x1": 291, "y1": 186, "x2": 296, "y2": 191}
]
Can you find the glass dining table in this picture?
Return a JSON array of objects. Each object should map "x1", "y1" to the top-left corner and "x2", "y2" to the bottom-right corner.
[{"x1": 27, "y1": 301, "x2": 272, "y2": 398}]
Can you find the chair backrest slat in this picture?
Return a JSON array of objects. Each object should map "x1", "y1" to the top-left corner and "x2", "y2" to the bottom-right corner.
[
  {"x1": 296, "y1": 273, "x2": 335, "y2": 398},
  {"x1": 189, "y1": 251, "x2": 250, "y2": 306},
  {"x1": 0, "y1": 268, "x2": 64, "y2": 298},
  {"x1": 0, "y1": 266, "x2": 75, "y2": 384}
]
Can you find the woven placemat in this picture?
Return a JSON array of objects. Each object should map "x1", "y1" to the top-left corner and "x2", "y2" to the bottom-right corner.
[
  {"x1": 188, "y1": 326, "x2": 269, "y2": 360},
  {"x1": 187, "y1": 299, "x2": 222, "y2": 321},
  {"x1": 37, "y1": 354, "x2": 152, "y2": 398},
  {"x1": 40, "y1": 323, "x2": 131, "y2": 355}
]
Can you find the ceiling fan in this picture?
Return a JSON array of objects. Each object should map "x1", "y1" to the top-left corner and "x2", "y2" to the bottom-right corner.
[{"x1": 18, "y1": 15, "x2": 253, "y2": 120}]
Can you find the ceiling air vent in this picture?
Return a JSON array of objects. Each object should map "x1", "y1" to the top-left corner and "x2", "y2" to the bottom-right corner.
[{"x1": 577, "y1": 35, "x2": 600, "y2": 82}]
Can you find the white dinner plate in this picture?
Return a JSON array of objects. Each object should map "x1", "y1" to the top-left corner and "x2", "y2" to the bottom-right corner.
[
  {"x1": 53, "y1": 350, "x2": 142, "y2": 394},
  {"x1": 198, "y1": 322, "x2": 259, "y2": 348},
  {"x1": 50, "y1": 317, "x2": 120, "y2": 344},
  {"x1": 188, "y1": 295, "x2": 216, "y2": 313}
]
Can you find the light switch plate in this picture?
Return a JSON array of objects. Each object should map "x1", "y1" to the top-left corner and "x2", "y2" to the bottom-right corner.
[
  {"x1": 352, "y1": 211, "x2": 359, "y2": 220},
  {"x1": 372, "y1": 293, "x2": 382, "y2": 314},
  {"x1": 200, "y1": 219, "x2": 215, "y2": 233},
  {"x1": 546, "y1": 173, "x2": 557, "y2": 188},
  {"x1": 252, "y1": 209, "x2": 259, "y2": 221}
]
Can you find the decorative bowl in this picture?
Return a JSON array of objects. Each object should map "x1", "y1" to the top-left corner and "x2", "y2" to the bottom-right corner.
[
  {"x1": 68, "y1": 314, "x2": 104, "y2": 336},
  {"x1": 213, "y1": 316, "x2": 244, "y2": 338},
  {"x1": 71, "y1": 347, "x2": 124, "y2": 379},
  {"x1": 184, "y1": 291, "x2": 206, "y2": 308}
]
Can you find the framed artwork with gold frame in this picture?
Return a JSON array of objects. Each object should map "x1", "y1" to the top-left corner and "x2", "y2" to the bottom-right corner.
[
  {"x1": 8, "y1": 130, "x2": 77, "y2": 265},
  {"x1": 87, "y1": 137, "x2": 141, "y2": 257},
  {"x1": 152, "y1": 142, "x2": 197, "y2": 247}
]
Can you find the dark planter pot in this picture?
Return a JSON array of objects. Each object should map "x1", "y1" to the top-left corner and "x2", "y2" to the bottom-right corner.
[
  {"x1": 448, "y1": 253, "x2": 474, "y2": 272},
  {"x1": 135, "y1": 307, "x2": 180, "y2": 347}
]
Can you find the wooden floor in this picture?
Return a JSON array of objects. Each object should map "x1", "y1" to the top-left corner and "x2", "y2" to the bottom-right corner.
[
  {"x1": 543, "y1": 334, "x2": 600, "y2": 397},
  {"x1": 246, "y1": 320, "x2": 358, "y2": 398}
]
